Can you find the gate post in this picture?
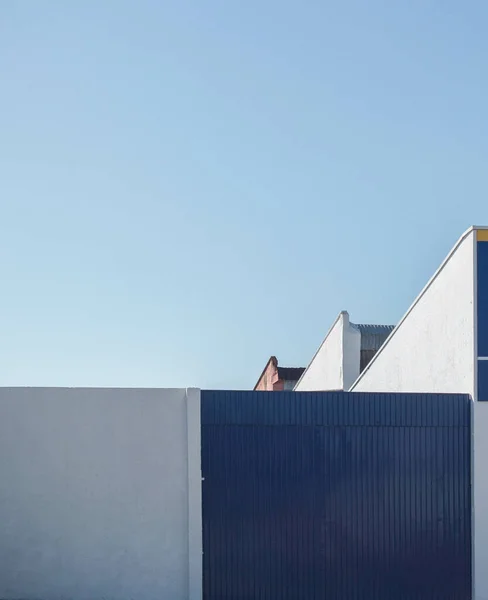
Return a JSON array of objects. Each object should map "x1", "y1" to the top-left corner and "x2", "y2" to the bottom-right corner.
[{"x1": 186, "y1": 388, "x2": 202, "y2": 600}]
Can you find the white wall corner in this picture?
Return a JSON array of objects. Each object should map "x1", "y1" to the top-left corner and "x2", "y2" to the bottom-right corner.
[
  {"x1": 294, "y1": 311, "x2": 347, "y2": 391},
  {"x1": 186, "y1": 388, "x2": 202, "y2": 600},
  {"x1": 338, "y1": 312, "x2": 347, "y2": 389},
  {"x1": 342, "y1": 319, "x2": 361, "y2": 392}
]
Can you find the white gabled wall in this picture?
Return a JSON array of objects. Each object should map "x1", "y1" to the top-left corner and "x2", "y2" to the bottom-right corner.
[
  {"x1": 351, "y1": 230, "x2": 475, "y2": 396},
  {"x1": 295, "y1": 312, "x2": 344, "y2": 391},
  {"x1": 0, "y1": 387, "x2": 202, "y2": 600},
  {"x1": 295, "y1": 311, "x2": 361, "y2": 391}
]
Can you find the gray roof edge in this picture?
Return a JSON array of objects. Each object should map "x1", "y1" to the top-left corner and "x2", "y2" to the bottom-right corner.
[{"x1": 350, "y1": 323, "x2": 395, "y2": 334}]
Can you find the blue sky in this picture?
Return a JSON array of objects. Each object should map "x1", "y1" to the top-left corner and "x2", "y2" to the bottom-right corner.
[{"x1": 1, "y1": 1, "x2": 487, "y2": 389}]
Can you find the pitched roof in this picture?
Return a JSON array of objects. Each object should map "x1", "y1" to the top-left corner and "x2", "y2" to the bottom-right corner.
[
  {"x1": 253, "y1": 356, "x2": 305, "y2": 389},
  {"x1": 352, "y1": 323, "x2": 395, "y2": 351},
  {"x1": 277, "y1": 366, "x2": 305, "y2": 381},
  {"x1": 354, "y1": 323, "x2": 395, "y2": 335}
]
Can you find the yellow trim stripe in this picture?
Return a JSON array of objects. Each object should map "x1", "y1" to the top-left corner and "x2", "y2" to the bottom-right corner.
[{"x1": 478, "y1": 230, "x2": 488, "y2": 242}]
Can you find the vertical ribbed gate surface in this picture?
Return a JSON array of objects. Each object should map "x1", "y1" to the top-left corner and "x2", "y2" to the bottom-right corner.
[{"x1": 201, "y1": 390, "x2": 472, "y2": 600}]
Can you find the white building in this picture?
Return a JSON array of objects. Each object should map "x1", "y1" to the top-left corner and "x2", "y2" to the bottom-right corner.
[{"x1": 294, "y1": 310, "x2": 393, "y2": 391}]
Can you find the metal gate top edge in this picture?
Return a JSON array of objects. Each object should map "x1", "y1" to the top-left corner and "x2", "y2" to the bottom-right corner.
[{"x1": 200, "y1": 390, "x2": 471, "y2": 427}]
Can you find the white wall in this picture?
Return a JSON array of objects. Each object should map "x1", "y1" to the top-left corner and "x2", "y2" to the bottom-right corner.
[
  {"x1": 352, "y1": 230, "x2": 475, "y2": 396},
  {"x1": 295, "y1": 312, "x2": 345, "y2": 391},
  {"x1": 351, "y1": 229, "x2": 484, "y2": 598},
  {"x1": 0, "y1": 387, "x2": 202, "y2": 600},
  {"x1": 295, "y1": 311, "x2": 361, "y2": 391}
]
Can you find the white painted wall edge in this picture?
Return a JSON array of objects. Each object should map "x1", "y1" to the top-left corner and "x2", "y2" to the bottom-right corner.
[
  {"x1": 471, "y1": 232, "x2": 477, "y2": 600},
  {"x1": 186, "y1": 388, "x2": 202, "y2": 600},
  {"x1": 294, "y1": 310, "x2": 346, "y2": 391},
  {"x1": 350, "y1": 226, "x2": 477, "y2": 391}
]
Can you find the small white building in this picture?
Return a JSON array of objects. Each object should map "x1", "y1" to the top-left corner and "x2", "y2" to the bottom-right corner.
[{"x1": 294, "y1": 311, "x2": 393, "y2": 391}]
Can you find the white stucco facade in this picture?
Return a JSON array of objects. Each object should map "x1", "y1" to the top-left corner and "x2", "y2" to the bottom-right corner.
[
  {"x1": 0, "y1": 387, "x2": 202, "y2": 600},
  {"x1": 352, "y1": 229, "x2": 475, "y2": 396},
  {"x1": 295, "y1": 311, "x2": 358, "y2": 391},
  {"x1": 342, "y1": 315, "x2": 362, "y2": 390},
  {"x1": 351, "y1": 227, "x2": 488, "y2": 599}
]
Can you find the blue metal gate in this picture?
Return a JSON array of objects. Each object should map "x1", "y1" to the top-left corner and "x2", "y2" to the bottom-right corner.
[{"x1": 201, "y1": 390, "x2": 472, "y2": 600}]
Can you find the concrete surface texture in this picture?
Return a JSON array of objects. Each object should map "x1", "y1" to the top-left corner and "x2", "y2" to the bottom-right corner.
[
  {"x1": 352, "y1": 228, "x2": 475, "y2": 395},
  {"x1": 0, "y1": 387, "x2": 202, "y2": 600},
  {"x1": 295, "y1": 311, "x2": 360, "y2": 391}
]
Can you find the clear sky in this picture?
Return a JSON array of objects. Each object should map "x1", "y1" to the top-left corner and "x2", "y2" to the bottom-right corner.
[{"x1": 1, "y1": 1, "x2": 487, "y2": 389}]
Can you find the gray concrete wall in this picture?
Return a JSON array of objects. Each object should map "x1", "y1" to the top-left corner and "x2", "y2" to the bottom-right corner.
[{"x1": 0, "y1": 387, "x2": 202, "y2": 600}]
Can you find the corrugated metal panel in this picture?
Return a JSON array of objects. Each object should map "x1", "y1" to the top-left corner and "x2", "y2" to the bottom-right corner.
[
  {"x1": 353, "y1": 323, "x2": 395, "y2": 351},
  {"x1": 277, "y1": 366, "x2": 306, "y2": 381},
  {"x1": 201, "y1": 390, "x2": 470, "y2": 427},
  {"x1": 353, "y1": 323, "x2": 395, "y2": 335},
  {"x1": 201, "y1": 390, "x2": 471, "y2": 600},
  {"x1": 360, "y1": 348, "x2": 377, "y2": 372}
]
